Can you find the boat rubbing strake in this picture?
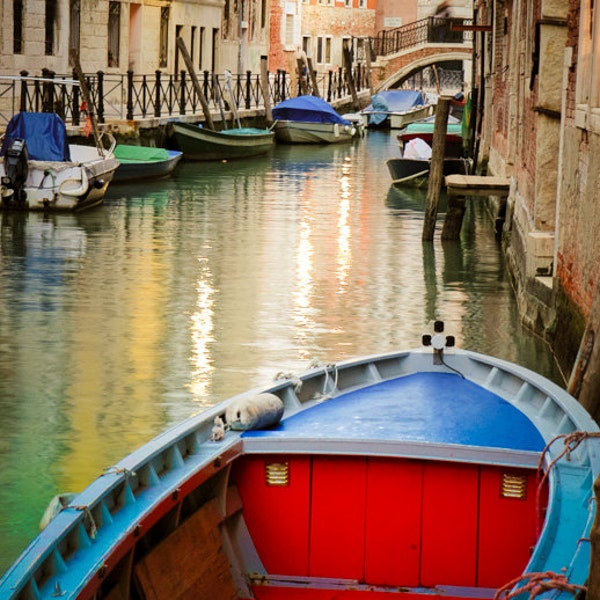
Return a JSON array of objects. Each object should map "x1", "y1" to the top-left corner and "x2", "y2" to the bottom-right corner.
[{"x1": 1, "y1": 323, "x2": 598, "y2": 599}]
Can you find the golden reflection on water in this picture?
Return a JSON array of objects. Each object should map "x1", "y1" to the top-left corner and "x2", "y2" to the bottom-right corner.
[
  {"x1": 336, "y1": 171, "x2": 352, "y2": 291},
  {"x1": 189, "y1": 258, "x2": 215, "y2": 401}
]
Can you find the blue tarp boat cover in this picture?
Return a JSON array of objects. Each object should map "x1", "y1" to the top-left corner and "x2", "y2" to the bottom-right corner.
[
  {"x1": 363, "y1": 89, "x2": 428, "y2": 126},
  {"x1": 272, "y1": 95, "x2": 351, "y2": 125},
  {"x1": 0, "y1": 112, "x2": 71, "y2": 161}
]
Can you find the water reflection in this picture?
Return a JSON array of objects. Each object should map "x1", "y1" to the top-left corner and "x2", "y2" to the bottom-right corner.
[{"x1": 0, "y1": 132, "x2": 559, "y2": 574}]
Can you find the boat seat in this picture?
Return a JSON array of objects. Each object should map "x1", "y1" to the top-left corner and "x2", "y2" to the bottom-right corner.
[{"x1": 250, "y1": 574, "x2": 497, "y2": 600}]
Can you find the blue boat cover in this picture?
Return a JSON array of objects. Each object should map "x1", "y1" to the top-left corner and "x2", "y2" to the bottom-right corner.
[
  {"x1": 363, "y1": 90, "x2": 428, "y2": 126},
  {"x1": 0, "y1": 112, "x2": 71, "y2": 161},
  {"x1": 272, "y1": 95, "x2": 352, "y2": 126},
  {"x1": 243, "y1": 372, "x2": 545, "y2": 452}
]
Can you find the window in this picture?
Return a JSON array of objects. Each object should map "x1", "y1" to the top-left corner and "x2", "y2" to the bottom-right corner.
[
  {"x1": 199, "y1": 26, "x2": 205, "y2": 69},
  {"x1": 160, "y1": 7, "x2": 169, "y2": 68},
  {"x1": 358, "y1": 0, "x2": 366, "y2": 7},
  {"x1": 577, "y1": 0, "x2": 600, "y2": 108},
  {"x1": 13, "y1": 0, "x2": 23, "y2": 54},
  {"x1": 345, "y1": 0, "x2": 352, "y2": 6},
  {"x1": 302, "y1": 35, "x2": 310, "y2": 58},
  {"x1": 174, "y1": 24, "x2": 182, "y2": 74},
  {"x1": 211, "y1": 27, "x2": 218, "y2": 73},
  {"x1": 45, "y1": 0, "x2": 57, "y2": 55},
  {"x1": 69, "y1": 0, "x2": 81, "y2": 64},
  {"x1": 285, "y1": 14, "x2": 294, "y2": 47},
  {"x1": 261, "y1": 0, "x2": 267, "y2": 28},
  {"x1": 108, "y1": 1, "x2": 120, "y2": 67},
  {"x1": 316, "y1": 36, "x2": 330, "y2": 64}
]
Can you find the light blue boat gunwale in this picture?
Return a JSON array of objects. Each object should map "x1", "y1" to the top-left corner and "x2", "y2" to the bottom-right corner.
[{"x1": 1, "y1": 348, "x2": 598, "y2": 600}]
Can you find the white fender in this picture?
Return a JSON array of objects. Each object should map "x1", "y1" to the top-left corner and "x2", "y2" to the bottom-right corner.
[
  {"x1": 59, "y1": 168, "x2": 89, "y2": 197},
  {"x1": 226, "y1": 393, "x2": 284, "y2": 431}
]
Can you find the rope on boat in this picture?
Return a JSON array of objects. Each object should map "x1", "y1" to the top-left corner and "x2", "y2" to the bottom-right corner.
[
  {"x1": 308, "y1": 359, "x2": 339, "y2": 400},
  {"x1": 273, "y1": 371, "x2": 303, "y2": 391},
  {"x1": 102, "y1": 466, "x2": 137, "y2": 478},
  {"x1": 494, "y1": 571, "x2": 587, "y2": 600},
  {"x1": 536, "y1": 430, "x2": 600, "y2": 536},
  {"x1": 211, "y1": 416, "x2": 229, "y2": 441},
  {"x1": 64, "y1": 505, "x2": 98, "y2": 540}
]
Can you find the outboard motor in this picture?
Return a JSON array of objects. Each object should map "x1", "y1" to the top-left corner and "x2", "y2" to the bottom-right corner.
[{"x1": 1, "y1": 138, "x2": 29, "y2": 207}]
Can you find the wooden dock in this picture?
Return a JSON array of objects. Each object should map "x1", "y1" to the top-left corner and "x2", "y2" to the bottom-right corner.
[
  {"x1": 442, "y1": 175, "x2": 511, "y2": 240},
  {"x1": 445, "y1": 174, "x2": 511, "y2": 197}
]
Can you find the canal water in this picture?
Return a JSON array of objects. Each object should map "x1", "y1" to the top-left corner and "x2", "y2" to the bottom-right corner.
[{"x1": 0, "y1": 130, "x2": 560, "y2": 574}]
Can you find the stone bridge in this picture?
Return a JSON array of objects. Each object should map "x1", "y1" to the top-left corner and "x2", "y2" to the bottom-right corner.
[
  {"x1": 367, "y1": 17, "x2": 473, "y2": 92},
  {"x1": 371, "y1": 45, "x2": 473, "y2": 92}
]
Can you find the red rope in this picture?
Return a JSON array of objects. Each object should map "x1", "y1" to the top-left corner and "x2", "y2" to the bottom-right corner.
[
  {"x1": 494, "y1": 571, "x2": 587, "y2": 600},
  {"x1": 535, "y1": 431, "x2": 600, "y2": 536}
]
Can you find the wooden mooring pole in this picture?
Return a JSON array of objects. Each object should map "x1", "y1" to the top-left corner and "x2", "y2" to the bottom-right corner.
[
  {"x1": 422, "y1": 96, "x2": 451, "y2": 242},
  {"x1": 260, "y1": 56, "x2": 273, "y2": 125},
  {"x1": 176, "y1": 37, "x2": 215, "y2": 131}
]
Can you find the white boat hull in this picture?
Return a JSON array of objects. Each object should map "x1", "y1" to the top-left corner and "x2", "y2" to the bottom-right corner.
[
  {"x1": 1, "y1": 144, "x2": 118, "y2": 211},
  {"x1": 273, "y1": 120, "x2": 356, "y2": 144}
]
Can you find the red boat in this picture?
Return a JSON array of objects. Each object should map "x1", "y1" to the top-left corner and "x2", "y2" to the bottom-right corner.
[{"x1": 1, "y1": 325, "x2": 598, "y2": 600}]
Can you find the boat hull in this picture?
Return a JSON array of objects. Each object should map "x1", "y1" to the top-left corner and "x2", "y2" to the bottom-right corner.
[
  {"x1": 1, "y1": 347, "x2": 598, "y2": 599},
  {"x1": 172, "y1": 122, "x2": 275, "y2": 160},
  {"x1": 273, "y1": 120, "x2": 356, "y2": 144},
  {"x1": 0, "y1": 145, "x2": 119, "y2": 211},
  {"x1": 112, "y1": 148, "x2": 183, "y2": 183},
  {"x1": 386, "y1": 156, "x2": 471, "y2": 188}
]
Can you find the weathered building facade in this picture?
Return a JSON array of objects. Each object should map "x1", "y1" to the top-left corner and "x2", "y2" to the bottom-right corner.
[
  {"x1": 0, "y1": 0, "x2": 270, "y2": 78},
  {"x1": 268, "y1": 0, "x2": 376, "y2": 79},
  {"x1": 473, "y1": 0, "x2": 600, "y2": 375}
]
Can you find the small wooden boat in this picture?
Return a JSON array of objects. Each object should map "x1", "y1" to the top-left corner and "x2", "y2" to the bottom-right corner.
[
  {"x1": 361, "y1": 90, "x2": 435, "y2": 129},
  {"x1": 272, "y1": 96, "x2": 359, "y2": 144},
  {"x1": 171, "y1": 122, "x2": 275, "y2": 161},
  {"x1": 112, "y1": 145, "x2": 182, "y2": 182},
  {"x1": 387, "y1": 156, "x2": 471, "y2": 188},
  {"x1": 1, "y1": 326, "x2": 598, "y2": 600},
  {"x1": 0, "y1": 112, "x2": 119, "y2": 211}
]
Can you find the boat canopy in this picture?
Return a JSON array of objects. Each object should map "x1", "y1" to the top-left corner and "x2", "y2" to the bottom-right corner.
[
  {"x1": 0, "y1": 112, "x2": 71, "y2": 162},
  {"x1": 272, "y1": 95, "x2": 352, "y2": 126},
  {"x1": 243, "y1": 372, "x2": 546, "y2": 453},
  {"x1": 363, "y1": 90, "x2": 429, "y2": 126},
  {"x1": 114, "y1": 145, "x2": 170, "y2": 163}
]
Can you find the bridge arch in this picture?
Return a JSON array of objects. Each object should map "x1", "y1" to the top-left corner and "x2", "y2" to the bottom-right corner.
[{"x1": 375, "y1": 50, "x2": 472, "y2": 92}]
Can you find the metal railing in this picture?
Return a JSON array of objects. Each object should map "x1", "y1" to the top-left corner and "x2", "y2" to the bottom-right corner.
[
  {"x1": 0, "y1": 17, "x2": 471, "y2": 128},
  {"x1": 370, "y1": 17, "x2": 472, "y2": 57},
  {"x1": 0, "y1": 63, "x2": 370, "y2": 128}
]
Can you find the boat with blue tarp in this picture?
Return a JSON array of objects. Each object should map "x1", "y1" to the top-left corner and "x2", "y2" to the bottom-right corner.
[
  {"x1": 0, "y1": 112, "x2": 119, "y2": 211},
  {"x1": 0, "y1": 324, "x2": 598, "y2": 599},
  {"x1": 361, "y1": 89, "x2": 434, "y2": 129},
  {"x1": 272, "y1": 95, "x2": 360, "y2": 144}
]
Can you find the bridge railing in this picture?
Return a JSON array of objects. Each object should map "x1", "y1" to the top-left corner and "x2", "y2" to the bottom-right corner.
[
  {"x1": 0, "y1": 64, "x2": 370, "y2": 128},
  {"x1": 371, "y1": 17, "x2": 473, "y2": 57}
]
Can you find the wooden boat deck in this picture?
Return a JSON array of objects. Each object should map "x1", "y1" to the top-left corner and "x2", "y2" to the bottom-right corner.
[{"x1": 445, "y1": 175, "x2": 511, "y2": 197}]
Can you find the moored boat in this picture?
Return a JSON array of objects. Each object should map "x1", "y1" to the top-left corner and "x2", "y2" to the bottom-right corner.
[
  {"x1": 272, "y1": 95, "x2": 359, "y2": 144},
  {"x1": 0, "y1": 112, "x2": 119, "y2": 212},
  {"x1": 361, "y1": 89, "x2": 435, "y2": 129},
  {"x1": 1, "y1": 327, "x2": 598, "y2": 600},
  {"x1": 112, "y1": 145, "x2": 182, "y2": 182},
  {"x1": 387, "y1": 155, "x2": 471, "y2": 188},
  {"x1": 171, "y1": 122, "x2": 275, "y2": 160},
  {"x1": 397, "y1": 118, "x2": 464, "y2": 158}
]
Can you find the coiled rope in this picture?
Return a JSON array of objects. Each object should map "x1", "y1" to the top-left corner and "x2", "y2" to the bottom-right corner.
[
  {"x1": 494, "y1": 571, "x2": 587, "y2": 600},
  {"x1": 536, "y1": 431, "x2": 600, "y2": 536}
]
